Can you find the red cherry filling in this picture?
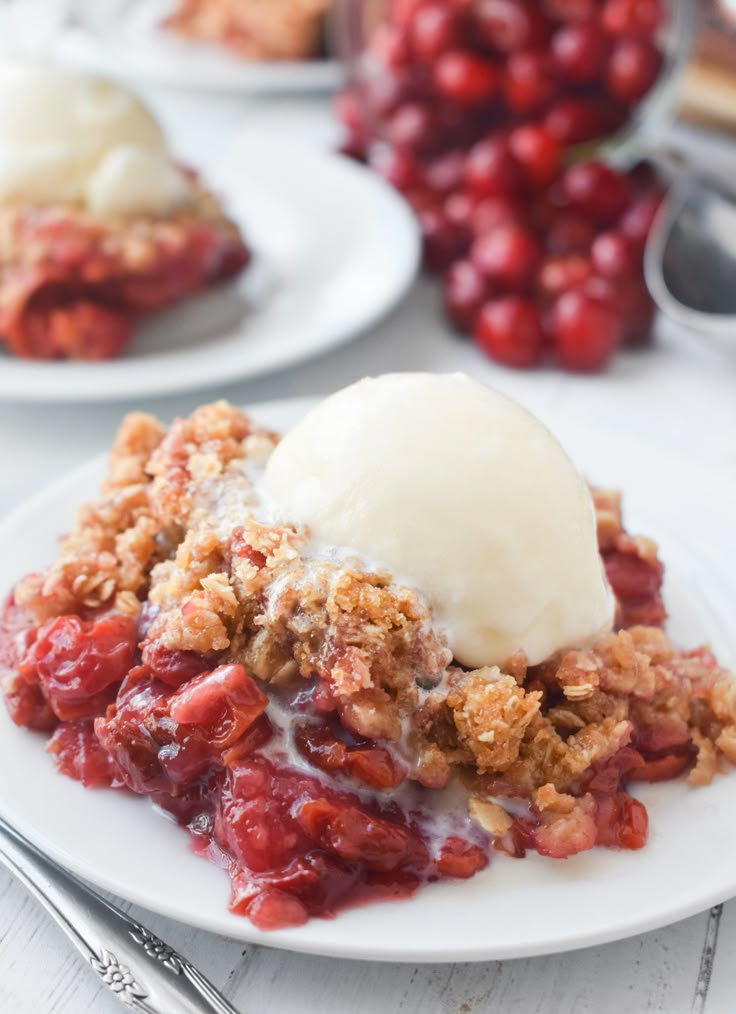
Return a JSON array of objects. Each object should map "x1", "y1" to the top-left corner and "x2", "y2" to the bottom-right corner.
[
  {"x1": 28, "y1": 612, "x2": 138, "y2": 721},
  {"x1": 47, "y1": 718, "x2": 126, "y2": 788},
  {"x1": 0, "y1": 595, "x2": 55, "y2": 731}
]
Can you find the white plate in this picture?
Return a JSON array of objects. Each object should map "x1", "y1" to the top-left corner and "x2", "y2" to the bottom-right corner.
[
  {"x1": 59, "y1": 0, "x2": 342, "y2": 94},
  {"x1": 0, "y1": 142, "x2": 419, "y2": 403},
  {"x1": 1, "y1": 397, "x2": 735, "y2": 962}
]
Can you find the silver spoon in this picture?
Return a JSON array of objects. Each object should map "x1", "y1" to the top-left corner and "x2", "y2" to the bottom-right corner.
[
  {"x1": 644, "y1": 167, "x2": 736, "y2": 335},
  {"x1": 0, "y1": 814, "x2": 242, "y2": 1014}
]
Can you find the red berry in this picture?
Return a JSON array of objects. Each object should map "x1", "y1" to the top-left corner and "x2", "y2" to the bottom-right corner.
[
  {"x1": 335, "y1": 91, "x2": 363, "y2": 133},
  {"x1": 475, "y1": 0, "x2": 550, "y2": 52},
  {"x1": 410, "y1": 3, "x2": 463, "y2": 61},
  {"x1": 434, "y1": 50, "x2": 500, "y2": 104},
  {"x1": 404, "y1": 186, "x2": 440, "y2": 213},
  {"x1": 392, "y1": 0, "x2": 425, "y2": 29},
  {"x1": 619, "y1": 188, "x2": 664, "y2": 247},
  {"x1": 601, "y1": 0, "x2": 665, "y2": 38},
  {"x1": 339, "y1": 133, "x2": 367, "y2": 162},
  {"x1": 542, "y1": 0, "x2": 598, "y2": 21},
  {"x1": 474, "y1": 296, "x2": 544, "y2": 367},
  {"x1": 509, "y1": 125, "x2": 561, "y2": 187},
  {"x1": 443, "y1": 259, "x2": 489, "y2": 330},
  {"x1": 591, "y1": 231, "x2": 635, "y2": 278},
  {"x1": 545, "y1": 98, "x2": 627, "y2": 144},
  {"x1": 471, "y1": 224, "x2": 541, "y2": 289},
  {"x1": 552, "y1": 289, "x2": 622, "y2": 371},
  {"x1": 444, "y1": 191, "x2": 474, "y2": 228},
  {"x1": 536, "y1": 255, "x2": 593, "y2": 301},
  {"x1": 470, "y1": 195, "x2": 524, "y2": 235},
  {"x1": 387, "y1": 103, "x2": 435, "y2": 151},
  {"x1": 364, "y1": 68, "x2": 418, "y2": 118},
  {"x1": 546, "y1": 213, "x2": 596, "y2": 255},
  {"x1": 372, "y1": 22, "x2": 412, "y2": 69},
  {"x1": 369, "y1": 147, "x2": 422, "y2": 192},
  {"x1": 563, "y1": 161, "x2": 632, "y2": 223},
  {"x1": 590, "y1": 276, "x2": 656, "y2": 346},
  {"x1": 424, "y1": 150, "x2": 466, "y2": 194},
  {"x1": 551, "y1": 23, "x2": 609, "y2": 84},
  {"x1": 504, "y1": 50, "x2": 558, "y2": 114},
  {"x1": 529, "y1": 194, "x2": 559, "y2": 233},
  {"x1": 420, "y1": 208, "x2": 471, "y2": 273},
  {"x1": 607, "y1": 38, "x2": 662, "y2": 103},
  {"x1": 464, "y1": 137, "x2": 520, "y2": 198}
]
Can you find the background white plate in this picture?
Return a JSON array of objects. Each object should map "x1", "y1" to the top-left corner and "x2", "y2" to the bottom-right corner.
[
  {"x1": 0, "y1": 396, "x2": 734, "y2": 962},
  {"x1": 59, "y1": 0, "x2": 342, "y2": 94},
  {"x1": 0, "y1": 142, "x2": 419, "y2": 403}
]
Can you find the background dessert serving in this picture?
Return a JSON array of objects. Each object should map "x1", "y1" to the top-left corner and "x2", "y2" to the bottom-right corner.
[
  {"x1": 165, "y1": 0, "x2": 335, "y2": 60},
  {"x1": 680, "y1": 0, "x2": 736, "y2": 133},
  {"x1": 0, "y1": 60, "x2": 250, "y2": 361}
]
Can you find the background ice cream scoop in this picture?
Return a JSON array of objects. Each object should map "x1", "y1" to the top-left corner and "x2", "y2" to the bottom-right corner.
[
  {"x1": 0, "y1": 60, "x2": 193, "y2": 217},
  {"x1": 264, "y1": 372, "x2": 614, "y2": 669}
]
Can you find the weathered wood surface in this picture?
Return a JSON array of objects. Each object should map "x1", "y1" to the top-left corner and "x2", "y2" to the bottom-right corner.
[{"x1": 1, "y1": 868, "x2": 732, "y2": 1014}]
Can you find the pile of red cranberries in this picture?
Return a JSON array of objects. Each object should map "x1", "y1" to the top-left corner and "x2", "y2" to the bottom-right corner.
[{"x1": 337, "y1": 0, "x2": 669, "y2": 372}]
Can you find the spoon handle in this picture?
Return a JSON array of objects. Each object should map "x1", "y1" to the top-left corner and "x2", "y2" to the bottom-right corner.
[{"x1": 0, "y1": 815, "x2": 242, "y2": 1014}]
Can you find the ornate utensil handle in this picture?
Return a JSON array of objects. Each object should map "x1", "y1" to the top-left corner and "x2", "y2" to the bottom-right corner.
[{"x1": 0, "y1": 815, "x2": 243, "y2": 1014}]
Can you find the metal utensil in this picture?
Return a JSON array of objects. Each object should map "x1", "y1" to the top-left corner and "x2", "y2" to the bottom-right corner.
[
  {"x1": 644, "y1": 169, "x2": 736, "y2": 334},
  {"x1": 0, "y1": 815, "x2": 242, "y2": 1014}
]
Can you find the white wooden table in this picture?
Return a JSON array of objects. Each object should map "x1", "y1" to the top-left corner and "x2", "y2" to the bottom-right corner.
[{"x1": 1, "y1": 86, "x2": 736, "y2": 1014}]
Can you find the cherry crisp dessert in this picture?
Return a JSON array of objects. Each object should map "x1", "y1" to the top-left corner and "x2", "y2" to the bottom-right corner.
[
  {"x1": 165, "y1": 0, "x2": 334, "y2": 61},
  {"x1": 0, "y1": 179, "x2": 250, "y2": 361},
  {"x1": 2, "y1": 401, "x2": 735, "y2": 930}
]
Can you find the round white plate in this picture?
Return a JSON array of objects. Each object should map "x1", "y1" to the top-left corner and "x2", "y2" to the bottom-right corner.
[
  {"x1": 0, "y1": 397, "x2": 735, "y2": 962},
  {"x1": 0, "y1": 142, "x2": 418, "y2": 403},
  {"x1": 59, "y1": 0, "x2": 342, "y2": 94}
]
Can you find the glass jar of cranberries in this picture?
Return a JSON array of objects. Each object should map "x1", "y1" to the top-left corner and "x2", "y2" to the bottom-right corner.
[{"x1": 334, "y1": 0, "x2": 693, "y2": 372}]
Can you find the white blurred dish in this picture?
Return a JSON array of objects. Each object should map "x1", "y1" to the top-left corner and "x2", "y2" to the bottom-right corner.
[
  {"x1": 59, "y1": 0, "x2": 342, "y2": 93},
  {"x1": 0, "y1": 138, "x2": 419, "y2": 402}
]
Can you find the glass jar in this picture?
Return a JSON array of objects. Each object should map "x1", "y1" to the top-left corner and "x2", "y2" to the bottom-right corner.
[
  {"x1": 333, "y1": 0, "x2": 696, "y2": 163},
  {"x1": 330, "y1": 0, "x2": 698, "y2": 369}
]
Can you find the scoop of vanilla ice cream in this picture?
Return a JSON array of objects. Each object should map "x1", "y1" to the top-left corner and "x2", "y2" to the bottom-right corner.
[
  {"x1": 263, "y1": 373, "x2": 614, "y2": 669},
  {"x1": 0, "y1": 60, "x2": 193, "y2": 217},
  {"x1": 86, "y1": 145, "x2": 193, "y2": 218}
]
